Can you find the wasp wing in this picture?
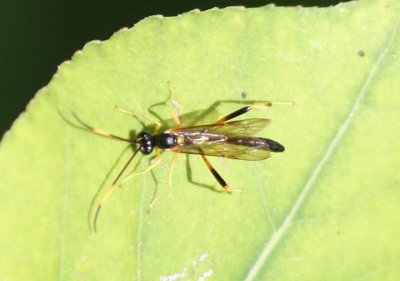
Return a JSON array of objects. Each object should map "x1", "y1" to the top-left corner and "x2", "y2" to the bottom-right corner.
[
  {"x1": 171, "y1": 118, "x2": 271, "y2": 136},
  {"x1": 203, "y1": 137, "x2": 273, "y2": 160},
  {"x1": 169, "y1": 118, "x2": 283, "y2": 160},
  {"x1": 170, "y1": 134, "x2": 284, "y2": 161}
]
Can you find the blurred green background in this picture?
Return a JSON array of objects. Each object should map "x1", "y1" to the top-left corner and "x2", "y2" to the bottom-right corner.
[{"x1": 0, "y1": 0, "x2": 340, "y2": 136}]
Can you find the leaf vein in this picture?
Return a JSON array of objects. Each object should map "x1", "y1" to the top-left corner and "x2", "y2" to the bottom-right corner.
[{"x1": 244, "y1": 9, "x2": 400, "y2": 281}]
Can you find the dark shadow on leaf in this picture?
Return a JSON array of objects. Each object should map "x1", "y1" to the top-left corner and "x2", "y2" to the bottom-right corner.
[{"x1": 185, "y1": 154, "x2": 224, "y2": 194}]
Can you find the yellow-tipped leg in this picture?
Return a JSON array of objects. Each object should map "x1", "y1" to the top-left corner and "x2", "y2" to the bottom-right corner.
[
  {"x1": 115, "y1": 106, "x2": 162, "y2": 133},
  {"x1": 200, "y1": 154, "x2": 232, "y2": 193},
  {"x1": 215, "y1": 100, "x2": 294, "y2": 124}
]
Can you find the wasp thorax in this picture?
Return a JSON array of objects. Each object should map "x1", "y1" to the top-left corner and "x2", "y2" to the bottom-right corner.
[
  {"x1": 153, "y1": 133, "x2": 177, "y2": 149},
  {"x1": 137, "y1": 132, "x2": 154, "y2": 155}
]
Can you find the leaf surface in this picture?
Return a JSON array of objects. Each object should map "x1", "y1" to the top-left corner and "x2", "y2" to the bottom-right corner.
[{"x1": 1, "y1": 1, "x2": 400, "y2": 280}]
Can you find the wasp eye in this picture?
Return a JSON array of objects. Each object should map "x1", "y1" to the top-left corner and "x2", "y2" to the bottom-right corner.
[{"x1": 137, "y1": 132, "x2": 154, "y2": 155}]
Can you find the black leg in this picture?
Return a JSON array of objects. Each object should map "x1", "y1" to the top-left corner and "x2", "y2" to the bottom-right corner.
[
  {"x1": 214, "y1": 103, "x2": 272, "y2": 124},
  {"x1": 200, "y1": 154, "x2": 232, "y2": 193}
]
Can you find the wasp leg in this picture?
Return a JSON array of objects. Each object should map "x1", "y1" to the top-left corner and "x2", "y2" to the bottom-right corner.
[
  {"x1": 147, "y1": 170, "x2": 161, "y2": 213},
  {"x1": 119, "y1": 149, "x2": 162, "y2": 187},
  {"x1": 147, "y1": 154, "x2": 176, "y2": 213},
  {"x1": 200, "y1": 154, "x2": 243, "y2": 194},
  {"x1": 167, "y1": 153, "x2": 178, "y2": 187},
  {"x1": 147, "y1": 153, "x2": 178, "y2": 213},
  {"x1": 115, "y1": 106, "x2": 162, "y2": 133},
  {"x1": 167, "y1": 81, "x2": 182, "y2": 127},
  {"x1": 214, "y1": 101, "x2": 294, "y2": 124}
]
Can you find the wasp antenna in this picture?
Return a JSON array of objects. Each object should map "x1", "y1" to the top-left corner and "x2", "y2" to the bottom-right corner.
[
  {"x1": 93, "y1": 149, "x2": 140, "y2": 232},
  {"x1": 70, "y1": 112, "x2": 134, "y2": 143}
]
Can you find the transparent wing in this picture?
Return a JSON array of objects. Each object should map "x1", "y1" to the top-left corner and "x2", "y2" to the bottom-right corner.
[
  {"x1": 170, "y1": 135, "x2": 274, "y2": 161},
  {"x1": 171, "y1": 118, "x2": 270, "y2": 136}
]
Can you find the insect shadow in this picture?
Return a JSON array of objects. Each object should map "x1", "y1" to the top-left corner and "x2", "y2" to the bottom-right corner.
[
  {"x1": 58, "y1": 101, "x2": 223, "y2": 230},
  {"x1": 128, "y1": 97, "x2": 281, "y2": 192},
  {"x1": 60, "y1": 90, "x2": 290, "y2": 231}
]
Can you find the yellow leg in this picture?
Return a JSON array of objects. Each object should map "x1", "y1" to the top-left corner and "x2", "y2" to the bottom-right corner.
[
  {"x1": 119, "y1": 149, "x2": 162, "y2": 187},
  {"x1": 167, "y1": 81, "x2": 181, "y2": 127},
  {"x1": 115, "y1": 106, "x2": 162, "y2": 133},
  {"x1": 168, "y1": 154, "x2": 178, "y2": 187},
  {"x1": 147, "y1": 153, "x2": 178, "y2": 213}
]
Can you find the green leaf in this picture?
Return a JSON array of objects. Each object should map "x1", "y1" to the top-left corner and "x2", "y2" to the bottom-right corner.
[{"x1": 1, "y1": 1, "x2": 400, "y2": 280}]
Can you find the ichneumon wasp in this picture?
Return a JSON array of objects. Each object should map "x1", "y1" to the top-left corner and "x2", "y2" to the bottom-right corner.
[{"x1": 69, "y1": 84, "x2": 291, "y2": 231}]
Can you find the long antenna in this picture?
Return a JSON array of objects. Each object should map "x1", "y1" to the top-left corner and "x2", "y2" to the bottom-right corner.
[
  {"x1": 71, "y1": 112, "x2": 134, "y2": 143},
  {"x1": 93, "y1": 149, "x2": 140, "y2": 232}
]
